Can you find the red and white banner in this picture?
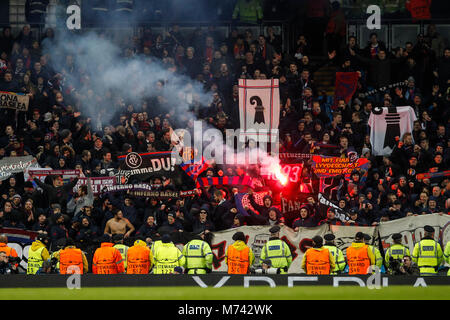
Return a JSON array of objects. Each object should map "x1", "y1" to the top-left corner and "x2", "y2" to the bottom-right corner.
[
  {"x1": 27, "y1": 169, "x2": 81, "y2": 181},
  {"x1": 238, "y1": 79, "x2": 280, "y2": 143}
]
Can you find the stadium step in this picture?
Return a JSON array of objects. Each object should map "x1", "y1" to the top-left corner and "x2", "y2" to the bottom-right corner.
[{"x1": 313, "y1": 63, "x2": 336, "y2": 97}]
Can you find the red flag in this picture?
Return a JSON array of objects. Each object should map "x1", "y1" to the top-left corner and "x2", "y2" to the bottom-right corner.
[{"x1": 333, "y1": 72, "x2": 359, "y2": 109}]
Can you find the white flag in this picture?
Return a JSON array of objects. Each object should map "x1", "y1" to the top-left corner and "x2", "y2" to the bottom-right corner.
[
  {"x1": 238, "y1": 79, "x2": 280, "y2": 143},
  {"x1": 368, "y1": 106, "x2": 417, "y2": 156}
]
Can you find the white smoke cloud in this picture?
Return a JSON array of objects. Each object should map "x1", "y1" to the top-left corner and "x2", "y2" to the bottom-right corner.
[{"x1": 42, "y1": 30, "x2": 212, "y2": 127}]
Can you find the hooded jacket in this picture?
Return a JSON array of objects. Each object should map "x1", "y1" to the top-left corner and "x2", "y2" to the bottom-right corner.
[
  {"x1": 292, "y1": 205, "x2": 320, "y2": 228},
  {"x1": 191, "y1": 218, "x2": 216, "y2": 234},
  {"x1": 224, "y1": 240, "x2": 255, "y2": 266},
  {"x1": 136, "y1": 221, "x2": 158, "y2": 239},
  {"x1": 30, "y1": 240, "x2": 50, "y2": 262},
  {"x1": 247, "y1": 206, "x2": 283, "y2": 226},
  {"x1": 248, "y1": 194, "x2": 272, "y2": 218},
  {"x1": 52, "y1": 245, "x2": 89, "y2": 274}
]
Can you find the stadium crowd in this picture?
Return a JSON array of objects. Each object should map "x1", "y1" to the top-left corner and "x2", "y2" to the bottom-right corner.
[{"x1": 0, "y1": 1, "x2": 449, "y2": 274}]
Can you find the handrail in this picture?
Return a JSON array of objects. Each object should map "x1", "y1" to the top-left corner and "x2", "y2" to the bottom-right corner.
[{"x1": 0, "y1": 20, "x2": 289, "y2": 28}]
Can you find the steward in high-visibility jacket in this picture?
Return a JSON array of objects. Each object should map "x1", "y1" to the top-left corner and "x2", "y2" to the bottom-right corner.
[
  {"x1": 364, "y1": 233, "x2": 383, "y2": 269},
  {"x1": 323, "y1": 233, "x2": 346, "y2": 274},
  {"x1": 49, "y1": 238, "x2": 70, "y2": 274},
  {"x1": 385, "y1": 233, "x2": 410, "y2": 271},
  {"x1": 27, "y1": 234, "x2": 50, "y2": 275},
  {"x1": 412, "y1": 225, "x2": 444, "y2": 276},
  {"x1": 113, "y1": 234, "x2": 129, "y2": 270},
  {"x1": 127, "y1": 239, "x2": 153, "y2": 274},
  {"x1": 151, "y1": 239, "x2": 162, "y2": 256},
  {"x1": 182, "y1": 234, "x2": 213, "y2": 274},
  {"x1": 260, "y1": 226, "x2": 292, "y2": 273},
  {"x1": 92, "y1": 235, "x2": 125, "y2": 274},
  {"x1": 232, "y1": 0, "x2": 263, "y2": 24},
  {"x1": 53, "y1": 238, "x2": 89, "y2": 274},
  {"x1": 225, "y1": 231, "x2": 255, "y2": 274},
  {"x1": 0, "y1": 235, "x2": 18, "y2": 258},
  {"x1": 0, "y1": 234, "x2": 19, "y2": 268},
  {"x1": 301, "y1": 236, "x2": 335, "y2": 275},
  {"x1": 444, "y1": 241, "x2": 450, "y2": 276},
  {"x1": 152, "y1": 234, "x2": 185, "y2": 274},
  {"x1": 346, "y1": 232, "x2": 376, "y2": 275}
]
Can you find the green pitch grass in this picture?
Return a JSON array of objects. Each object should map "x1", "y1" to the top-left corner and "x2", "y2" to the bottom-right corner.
[{"x1": 0, "y1": 286, "x2": 449, "y2": 300}]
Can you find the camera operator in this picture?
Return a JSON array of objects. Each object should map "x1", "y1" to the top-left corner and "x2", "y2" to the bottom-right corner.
[
  {"x1": 389, "y1": 255, "x2": 420, "y2": 275},
  {"x1": 399, "y1": 255, "x2": 420, "y2": 275},
  {"x1": 250, "y1": 259, "x2": 281, "y2": 274},
  {"x1": 0, "y1": 251, "x2": 18, "y2": 274}
]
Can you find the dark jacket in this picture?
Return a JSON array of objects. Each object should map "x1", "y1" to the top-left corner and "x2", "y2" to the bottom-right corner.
[
  {"x1": 49, "y1": 224, "x2": 68, "y2": 248},
  {"x1": 211, "y1": 200, "x2": 233, "y2": 231},
  {"x1": 136, "y1": 223, "x2": 158, "y2": 239},
  {"x1": 355, "y1": 54, "x2": 405, "y2": 88},
  {"x1": 108, "y1": 193, "x2": 139, "y2": 227},
  {"x1": 191, "y1": 219, "x2": 216, "y2": 234},
  {"x1": 292, "y1": 215, "x2": 319, "y2": 228},
  {"x1": 33, "y1": 177, "x2": 79, "y2": 214},
  {"x1": 292, "y1": 205, "x2": 320, "y2": 228},
  {"x1": 248, "y1": 194, "x2": 272, "y2": 219}
]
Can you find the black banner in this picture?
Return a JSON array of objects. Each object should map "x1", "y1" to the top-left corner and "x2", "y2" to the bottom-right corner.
[
  {"x1": 117, "y1": 151, "x2": 176, "y2": 181},
  {"x1": 126, "y1": 189, "x2": 196, "y2": 198}
]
